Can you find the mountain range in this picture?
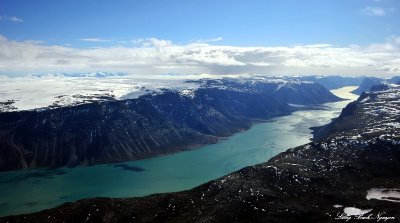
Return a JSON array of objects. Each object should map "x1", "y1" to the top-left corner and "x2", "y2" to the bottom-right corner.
[{"x1": 0, "y1": 78, "x2": 341, "y2": 171}]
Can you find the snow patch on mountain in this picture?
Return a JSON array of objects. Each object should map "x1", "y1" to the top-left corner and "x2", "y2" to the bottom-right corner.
[
  {"x1": 179, "y1": 89, "x2": 196, "y2": 99},
  {"x1": 343, "y1": 207, "x2": 372, "y2": 216},
  {"x1": 366, "y1": 188, "x2": 400, "y2": 203}
]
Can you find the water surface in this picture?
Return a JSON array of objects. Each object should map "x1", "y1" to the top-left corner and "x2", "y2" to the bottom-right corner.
[{"x1": 0, "y1": 87, "x2": 358, "y2": 217}]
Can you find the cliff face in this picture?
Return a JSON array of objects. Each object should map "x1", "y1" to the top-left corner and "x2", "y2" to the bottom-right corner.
[
  {"x1": 0, "y1": 79, "x2": 341, "y2": 171},
  {"x1": 2, "y1": 85, "x2": 398, "y2": 223}
]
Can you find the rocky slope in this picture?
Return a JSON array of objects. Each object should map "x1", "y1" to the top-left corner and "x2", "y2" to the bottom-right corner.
[
  {"x1": 2, "y1": 86, "x2": 399, "y2": 222},
  {"x1": 0, "y1": 78, "x2": 340, "y2": 171},
  {"x1": 313, "y1": 83, "x2": 400, "y2": 140}
]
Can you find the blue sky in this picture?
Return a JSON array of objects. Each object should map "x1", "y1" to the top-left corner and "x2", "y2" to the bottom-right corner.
[
  {"x1": 0, "y1": 0, "x2": 399, "y2": 76},
  {"x1": 1, "y1": 0, "x2": 399, "y2": 46}
]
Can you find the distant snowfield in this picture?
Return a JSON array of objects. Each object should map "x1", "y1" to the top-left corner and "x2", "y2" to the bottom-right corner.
[
  {"x1": 0, "y1": 75, "x2": 359, "y2": 112},
  {"x1": 0, "y1": 75, "x2": 200, "y2": 112}
]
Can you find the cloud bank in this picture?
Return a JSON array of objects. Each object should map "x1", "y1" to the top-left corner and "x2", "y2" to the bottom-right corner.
[
  {"x1": 79, "y1": 38, "x2": 111, "y2": 42},
  {"x1": 0, "y1": 15, "x2": 24, "y2": 23},
  {"x1": 0, "y1": 35, "x2": 399, "y2": 77},
  {"x1": 361, "y1": 6, "x2": 394, "y2": 16}
]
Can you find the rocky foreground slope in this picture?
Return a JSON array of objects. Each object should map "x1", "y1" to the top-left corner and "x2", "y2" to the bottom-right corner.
[
  {"x1": 2, "y1": 86, "x2": 399, "y2": 222},
  {"x1": 0, "y1": 78, "x2": 340, "y2": 171}
]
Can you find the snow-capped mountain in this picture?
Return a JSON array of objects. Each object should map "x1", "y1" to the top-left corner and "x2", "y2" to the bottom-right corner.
[{"x1": 0, "y1": 75, "x2": 199, "y2": 112}]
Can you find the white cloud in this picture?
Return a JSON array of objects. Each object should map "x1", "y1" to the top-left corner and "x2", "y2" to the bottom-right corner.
[
  {"x1": 194, "y1": 37, "x2": 224, "y2": 43},
  {"x1": 361, "y1": 6, "x2": 394, "y2": 16},
  {"x1": 0, "y1": 15, "x2": 24, "y2": 23},
  {"x1": 79, "y1": 38, "x2": 110, "y2": 42},
  {"x1": 0, "y1": 35, "x2": 399, "y2": 77}
]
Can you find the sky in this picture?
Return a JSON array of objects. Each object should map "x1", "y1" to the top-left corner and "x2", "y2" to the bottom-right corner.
[{"x1": 0, "y1": 0, "x2": 400, "y2": 77}]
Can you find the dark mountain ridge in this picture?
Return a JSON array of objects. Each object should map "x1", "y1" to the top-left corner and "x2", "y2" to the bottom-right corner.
[
  {"x1": 0, "y1": 78, "x2": 341, "y2": 172},
  {"x1": 289, "y1": 75, "x2": 364, "y2": 90}
]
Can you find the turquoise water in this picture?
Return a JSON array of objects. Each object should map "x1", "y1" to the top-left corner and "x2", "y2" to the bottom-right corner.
[{"x1": 0, "y1": 87, "x2": 358, "y2": 217}]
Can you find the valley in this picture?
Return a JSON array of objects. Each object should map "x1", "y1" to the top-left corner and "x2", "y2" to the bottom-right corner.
[
  {"x1": 2, "y1": 84, "x2": 398, "y2": 223},
  {"x1": 0, "y1": 86, "x2": 357, "y2": 217}
]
